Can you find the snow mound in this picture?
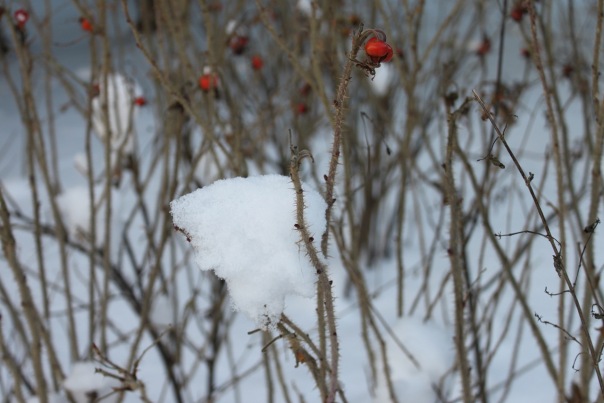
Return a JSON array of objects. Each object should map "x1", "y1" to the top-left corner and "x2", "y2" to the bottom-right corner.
[
  {"x1": 374, "y1": 316, "x2": 455, "y2": 403},
  {"x1": 170, "y1": 175, "x2": 326, "y2": 327}
]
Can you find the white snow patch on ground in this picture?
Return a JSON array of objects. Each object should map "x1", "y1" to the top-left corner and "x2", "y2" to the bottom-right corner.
[{"x1": 374, "y1": 316, "x2": 455, "y2": 403}]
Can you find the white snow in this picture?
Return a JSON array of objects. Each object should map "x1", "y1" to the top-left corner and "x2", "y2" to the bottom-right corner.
[
  {"x1": 370, "y1": 63, "x2": 393, "y2": 96},
  {"x1": 73, "y1": 152, "x2": 89, "y2": 178},
  {"x1": 170, "y1": 175, "x2": 326, "y2": 327},
  {"x1": 56, "y1": 186, "x2": 96, "y2": 240},
  {"x1": 25, "y1": 393, "x2": 64, "y2": 403},
  {"x1": 297, "y1": 0, "x2": 322, "y2": 18},
  {"x1": 373, "y1": 316, "x2": 455, "y2": 403},
  {"x1": 225, "y1": 19, "x2": 238, "y2": 35},
  {"x1": 56, "y1": 185, "x2": 124, "y2": 259},
  {"x1": 0, "y1": 3, "x2": 597, "y2": 402},
  {"x1": 63, "y1": 362, "x2": 117, "y2": 403},
  {"x1": 91, "y1": 73, "x2": 142, "y2": 154},
  {"x1": 150, "y1": 293, "x2": 173, "y2": 328}
]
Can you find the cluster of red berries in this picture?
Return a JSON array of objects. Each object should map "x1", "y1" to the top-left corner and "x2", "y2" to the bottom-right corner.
[
  {"x1": 199, "y1": 25, "x2": 268, "y2": 91},
  {"x1": 229, "y1": 33, "x2": 264, "y2": 72},
  {"x1": 226, "y1": 21, "x2": 267, "y2": 71},
  {"x1": 229, "y1": 34, "x2": 249, "y2": 55},
  {"x1": 199, "y1": 27, "x2": 396, "y2": 94},
  {"x1": 294, "y1": 83, "x2": 312, "y2": 116},
  {"x1": 10, "y1": 8, "x2": 95, "y2": 40},
  {"x1": 11, "y1": 9, "x2": 93, "y2": 34}
]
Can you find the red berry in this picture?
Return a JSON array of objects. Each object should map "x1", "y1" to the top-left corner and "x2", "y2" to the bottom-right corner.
[
  {"x1": 14, "y1": 9, "x2": 29, "y2": 29},
  {"x1": 295, "y1": 103, "x2": 308, "y2": 115},
  {"x1": 134, "y1": 96, "x2": 147, "y2": 106},
  {"x1": 199, "y1": 73, "x2": 218, "y2": 91},
  {"x1": 521, "y1": 48, "x2": 531, "y2": 59},
  {"x1": 562, "y1": 64, "x2": 574, "y2": 78},
  {"x1": 207, "y1": 2, "x2": 223, "y2": 12},
  {"x1": 476, "y1": 36, "x2": 491, "y2": 56},
  {"x1": 251, "y1": 55, "x2": 264, "y2": 70},
  {"x1": 510, "y1": 9, "x2": 523, "y2": 22},
  {"x1": 510, "y1": 3, "x2": 528, "y2": 22},
  {"x1": 229, "y1": 35, "x2": 249, "y2": 55},
  {"x1": 299, "y1": 83, "x2": 312, "y2": 97},
  {"x1": 90, "y1": 84, "x2": 100, "y2": 98},
  {"x1": 79, "y1": 17, "x2": 93, "y2": 32},
  {"x1": 364, "y1": 37, "x2": 393, "y2": 65}
]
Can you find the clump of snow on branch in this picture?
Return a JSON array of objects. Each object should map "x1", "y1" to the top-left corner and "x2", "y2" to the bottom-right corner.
[
  {"x1": 170, "y1": 175, "x2": 326, "y2": 327},
  {"x1": 91, "y1": 73, "x2": 142, "y2": 153},
  {"x1": 63, "y1": 362, "x2": 117, "y2": 403},
  {"x1": 373, "y1": 316, "x2": 455, "y2": 403}
]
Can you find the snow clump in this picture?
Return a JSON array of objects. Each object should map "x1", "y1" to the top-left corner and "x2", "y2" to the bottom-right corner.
[{"x1": 170, "y1": 175, "x2": 326, "y2": 327}]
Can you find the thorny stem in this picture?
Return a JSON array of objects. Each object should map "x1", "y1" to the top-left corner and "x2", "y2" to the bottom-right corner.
[
  {"x1": 0, "y1": 189, "x2": 48, "y2": 401},
  {"x1": 525, "y1": 7, "x2": 574, "y2": 399},
  {"x1": 287, "y1": 25, "x2": 382, "y2": 402},
  {"x1": 98, "y1": 0, "x2": 113, "y2": 355},
  {"x1": 459, "y1": 101, "x2": 561, "y2": 393},
  {"x1": 321, "y1": 25, "x2": 372, "y2": 257},
  {"x1": 444, "y1": 104, "x2": 474, "y2": 403},
  {"x1": 473, "y1": 90, "x2": 604, "y2": 397},
  {"x1": 290, "y1": 146, "x2": 341, "y2": 403},
  {"x1": 4, "y1": 16, "x2": 73, "y2": 390}
]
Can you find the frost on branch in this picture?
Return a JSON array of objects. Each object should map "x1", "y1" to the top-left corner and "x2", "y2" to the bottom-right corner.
[{"x1": 170, "y1": 175, "x2": 326, "y2": 328}]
